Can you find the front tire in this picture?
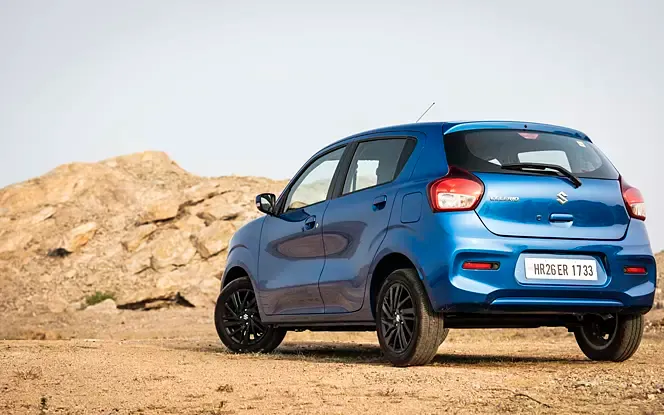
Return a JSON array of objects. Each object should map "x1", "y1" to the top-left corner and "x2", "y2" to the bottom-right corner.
[
  {"x1": 214, "y1": 277, "x2": 286, "y2": 353},
  {"x1": 574, "y1": 313, "x2": 643, "y2": 362},
  {"x1": 376, "y1": 268, "x2": 445, "y2": 367}
]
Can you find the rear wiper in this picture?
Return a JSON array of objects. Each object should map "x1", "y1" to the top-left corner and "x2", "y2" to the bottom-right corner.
[{"x1": 501, "y1": 162, "x2": 582, "y2": 188}]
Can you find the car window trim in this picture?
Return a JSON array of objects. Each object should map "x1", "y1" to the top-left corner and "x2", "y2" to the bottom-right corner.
[
  {"x1": 330, "y1": 136, "x2": 417, "y2": 199},
  {"x1": 274, "y1": 144, "x2": 349, "y2": 216}
]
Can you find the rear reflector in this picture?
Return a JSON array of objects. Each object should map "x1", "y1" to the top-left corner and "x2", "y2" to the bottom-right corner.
[
  {"x1": 620, "y1": 176, "x2": 646, "y2": 220},
  {"x1": 624, "y1": 266, "x2": 647, "y2": 275},
  {"x1": 462, "y1": 261, "x2": 500, "y2": 270}
]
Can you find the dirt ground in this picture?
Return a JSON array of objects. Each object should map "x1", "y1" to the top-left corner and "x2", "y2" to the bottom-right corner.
[{"x1": 1, "y1": 309, "x2": 664, "y2": 415}]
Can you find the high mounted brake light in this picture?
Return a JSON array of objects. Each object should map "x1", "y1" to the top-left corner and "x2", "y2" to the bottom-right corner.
[
  {"x1": 620, "y1": 176, "x2": 646, "y2": 220},
  {"x1": 428, "y1": 167, "x2": 484, "y2": 212}
]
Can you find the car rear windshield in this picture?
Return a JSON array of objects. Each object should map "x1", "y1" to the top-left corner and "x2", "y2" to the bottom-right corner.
[{"x1": 443, "y1": 130, "x2": 619, "y2": 180}]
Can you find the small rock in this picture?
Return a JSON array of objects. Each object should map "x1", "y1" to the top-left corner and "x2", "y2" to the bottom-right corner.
[
  {"x1": 124, "y1": 249, "x2": 152, "y2": 274},
  {"x1": 0, "y1": 231, "x2": 32, "y2": 254},
  {"x1": 196, "y1": 204, "x2": 244, "y2": 224},
  {"x1": 647, "y1": 394, "x2": 656, "y2": 400},
  {"x1": 85, "y1": 299, "x2": 119, "y2": 314},
  {"x1": 192, "y1": 221, "x2": 234, "y2": 259},
  {"x1": 27, "y1": 206, "x2": 56, "y2": 225},
  {"x1": 154, "y1": 263, "x2": 222, "y2": 307},
  {"x1": 150, "y1": 229, "x2": 197, "y2": 271},
  {"x1": 66, "y1": 301, "x2": 85, "y2": 313},
  {"x1": 138, "y1": 199, "x2": 180, "y2": 224},
  {"x1": 47, "y1": 295, "x2": 69, "y2": 314},
  {"x1": 0, "y1": 216, "x2": 11, "y2": 228},
  {"x1": 174, "y1": 215, "x2": 206, "y2": 234},
  {"x1": 47, "y1": 248, "x2": 70, "y2": 258},
  {"x1": 121, "y1": 223, "x2": 157, "y2": 252},
  {"x1": 183, "y1": 182, "x2": 223, "y2": 205},
  {"x1": 57, "y1": 222, "x2": 98, "y2": 253},
  {"x1": 39, "y1": 273, "x2": 54, "y2": 283},
  {"x1": 116, "y1": 289, "x2": 194, "y2": 310}
]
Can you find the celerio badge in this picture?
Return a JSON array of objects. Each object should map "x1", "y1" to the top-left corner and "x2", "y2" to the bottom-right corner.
[{"x1": 489, "y1": 196, "x2": 519, "y2": 202}]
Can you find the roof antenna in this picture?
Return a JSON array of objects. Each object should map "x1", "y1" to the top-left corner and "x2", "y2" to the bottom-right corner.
[{"x1": 415, "y1": 102, "x2": 435, "y2": 123}]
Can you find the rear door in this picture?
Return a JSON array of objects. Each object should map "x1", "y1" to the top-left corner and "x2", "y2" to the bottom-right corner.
[
  {"x1": 318, "y1": 136, "x2": 417, "y2": 313},
  {"x1": 443, "y1": 129, "x2": 629, "y2": 240}
]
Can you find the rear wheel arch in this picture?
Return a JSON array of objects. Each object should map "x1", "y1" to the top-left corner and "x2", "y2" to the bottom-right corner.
[{"x1": 369, "y1": 252, "x2": 421, "y2": 318}]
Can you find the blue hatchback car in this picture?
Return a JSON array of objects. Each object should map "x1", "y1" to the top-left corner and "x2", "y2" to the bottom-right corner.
[{"x1": 214, "y1": 121, "x2": 656, "y2": 366}]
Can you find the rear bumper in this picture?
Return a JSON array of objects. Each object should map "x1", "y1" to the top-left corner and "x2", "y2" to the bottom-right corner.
[{"x1": 418, "y1": 212, "x2": 656, "y2": 315}]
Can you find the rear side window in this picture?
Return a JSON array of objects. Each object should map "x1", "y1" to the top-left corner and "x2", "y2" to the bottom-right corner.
[
  {"x1": 443, "y1": 130, "x2": 618, "y2": 180},
  {"x1": 342, "y1": 138, "x2": 415, "y2": 195}
]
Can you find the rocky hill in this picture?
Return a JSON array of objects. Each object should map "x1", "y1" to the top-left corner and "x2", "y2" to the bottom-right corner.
[
  {"x1": 0, "y1": 152, "x2": 286, "y2": 315},
  {"x1": 0, "y1": 152, "x2": 661, "y2": 317}
]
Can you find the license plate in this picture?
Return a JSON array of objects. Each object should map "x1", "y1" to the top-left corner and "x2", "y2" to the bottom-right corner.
[{"x1": 524, "y1": 257, "x2": 598, "y2": 281}]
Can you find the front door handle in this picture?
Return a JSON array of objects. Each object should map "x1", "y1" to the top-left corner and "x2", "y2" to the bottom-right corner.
[
  {"x1": 372, "y1": 195, "x2": 387, "y2": 211},
  {"x1": 302, "y1": 215, "x2": 317, "y2": 231}
]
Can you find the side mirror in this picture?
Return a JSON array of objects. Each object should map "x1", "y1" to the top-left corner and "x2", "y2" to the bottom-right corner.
[{"x1": 255, "y1": 193, "x2": 276, "y2": 215}]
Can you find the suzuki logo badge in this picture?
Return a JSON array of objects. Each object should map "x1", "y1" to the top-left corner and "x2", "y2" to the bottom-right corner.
[{"x1": 556, "y1": 191, "x2": 568, "y2": 205}]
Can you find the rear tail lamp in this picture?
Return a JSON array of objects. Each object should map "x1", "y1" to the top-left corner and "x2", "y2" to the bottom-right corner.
[
  {"x1": 620, "y1": 176, "x2": 646, "y2": 220},
  {"x1": 428, "y1": 167, "x2": 484, "y2": 212}
]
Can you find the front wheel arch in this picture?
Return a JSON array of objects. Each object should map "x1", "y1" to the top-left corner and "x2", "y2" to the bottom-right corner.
[{"x1": 222, "y1": 265, "x2": 250, "y2": 290}]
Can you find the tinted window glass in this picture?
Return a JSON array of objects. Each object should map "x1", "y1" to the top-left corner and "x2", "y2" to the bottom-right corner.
[
  {"x1": 343, "y1": 139, "x2": 413, "y2": 195},
  {"x1": 518, "y1": 150, "x2": 571, "y2": 170},
  {"x1": 444, "y1": 130, "x2": 618, "y2": 180},
  {"x1": 285, "y1": 147, "x2": 345, "y2": 212}
]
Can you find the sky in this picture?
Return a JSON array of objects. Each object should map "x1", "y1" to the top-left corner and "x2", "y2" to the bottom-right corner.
[{"x1": 1, "y1": 0, "x2": 663, "y2": 250}]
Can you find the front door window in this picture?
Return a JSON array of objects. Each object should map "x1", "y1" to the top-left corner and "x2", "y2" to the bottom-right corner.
[{"x1": 284, "y1": 147, "x2": 345, "y2": 212}]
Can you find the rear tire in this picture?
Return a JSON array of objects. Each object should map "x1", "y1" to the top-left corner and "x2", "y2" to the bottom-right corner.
[
  {"x1": 438, "y1": 328, "x2": 450, "y2": 346},
  {"x1": 214, "y1": 277, "x2": 286, "y2": 353},
  {"x1": 376, "y1": 268, "x2": 445, "y2": 367},
  {"x1": 574, "y1": 313, "x2": 643, "y2": 362}
]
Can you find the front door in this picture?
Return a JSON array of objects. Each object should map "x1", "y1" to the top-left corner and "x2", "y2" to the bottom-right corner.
[
  {"x1": 257, "y1": 146, "x2": 346, "y2": 315},
  {"x1": 319, "y1": 137, "x2": 417, "y2": 313}
]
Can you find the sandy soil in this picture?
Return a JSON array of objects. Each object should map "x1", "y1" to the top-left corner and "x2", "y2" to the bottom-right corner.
[{"x1": 1, "y1": 308, "x2": 664, "y2": 415}]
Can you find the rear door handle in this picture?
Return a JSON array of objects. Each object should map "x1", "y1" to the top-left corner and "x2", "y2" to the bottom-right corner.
[
  {"x1": 302, "y1": 215, "x2": 317, "y2": 231},
  {"x1": 549, "y1": 213, "x2": 574, "y2": 222},
  {"x1": 372, "y1": 195, "x2": 387, "y2": 211}
]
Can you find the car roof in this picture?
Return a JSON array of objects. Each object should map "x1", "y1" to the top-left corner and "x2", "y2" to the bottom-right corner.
[{"x1": 321, "y1": 120, "x2": 590, "y2": 153}]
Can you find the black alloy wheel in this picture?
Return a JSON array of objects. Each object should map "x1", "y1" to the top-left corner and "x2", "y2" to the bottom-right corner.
[
  {"x1": 574, "y1": 313, "x2": 644, "y2": 362},
  {"x1": 376, "y1": 268, "x2": 446, "y2": 367},
  {"x1": 380, "y1": 282, "x2": 416, "y2": 353},
  {"x1": 579, "y1": 314, "x2": 619, "y2": 348},
  {"x1": 222, "y1": 288, "x2": 264, "y2": 346},
  {"x1": 214, "y1": 277, "x2": 286, "y2": 353}
]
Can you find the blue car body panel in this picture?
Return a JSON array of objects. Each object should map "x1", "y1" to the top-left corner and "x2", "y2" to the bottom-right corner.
[
  {"x1": 257, "y1": 202, "x2": 330, "y2": 315},
  {"x1": 222, "y1": 121, "x2": 656, "y2": 326},
  {"x1": 474, "y1": 173, "x2": 629, "y2": 240},
  {"x1": 318, "y1": 130, "x2": 426, "y2": 314}
]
